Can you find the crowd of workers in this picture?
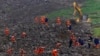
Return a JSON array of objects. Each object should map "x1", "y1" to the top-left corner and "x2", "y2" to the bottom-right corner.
[{"x1": 1, "y1": 16, "x2": 100, "y2": 56}]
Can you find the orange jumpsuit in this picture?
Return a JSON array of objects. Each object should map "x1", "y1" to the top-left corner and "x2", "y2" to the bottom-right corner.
[
  {"x1": 34, "y1": 47, "x2": 45, "y2": 55},
  {"x1": 6, "y1": 48, "x2": 13, "y2": 56},
  {"x1": 20, "y1": 49, "x2": 26, "y2": 56},
  {"x1": 40, "y1": 16, "x2": 46, "y2": 24},
  {"x1": 4, "y1": 27, "x2": 10, "y2": 36},
  {"x1": 10, "y1": 36, "x2": 16, "y2": 43},
  {"x1": 21, "y1": 32, "x2": 27, "y2": 38},
  {"x1": 52, "y1": 49, "x2": 58, "y2": 56},
  {"x1": 56, "y1": 17, "x2": 61, "y2": 25}
]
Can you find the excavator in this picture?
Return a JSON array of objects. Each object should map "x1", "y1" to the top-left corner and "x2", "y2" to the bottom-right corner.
[{"x1": 73, "y1": 2, "x2": 91, "y2": 23}]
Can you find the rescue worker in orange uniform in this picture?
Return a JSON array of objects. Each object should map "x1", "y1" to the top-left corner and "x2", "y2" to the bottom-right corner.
[
  {"x1": 21, "y1": 32, "x2": 27, "y2": 38},
  {"x1": 10, "y1": 36, "x2": 16, "y2": 43},
  {"x1": 34, "y1": 46, "x2": 45, "y2": 55},
  {"x1": 56, "y1": 17, "x2": 61, "y2": 25},
  {"x1": 40, "y1": 16, "x2": 48, "y2": 26},
  {"x1": 52, "y1": 49, "x2": 58, "y2": 56},
  {"x1": 40, "y1": 16, "x2": 46, "y2": 24},
  {"x1": 34, "y1": 47, "x2": 39, "y2": 55},
  {"x1": 19, "y1": 48, "x2": 26, "y2": 56},
  {"x1": 74, "y1": 40, "x2": 80, "y2": 47},
  {"x1": 6, "y1": 48, "x2": 13, "y2": 56},
  {"x1": 4, "y1": 27, "x2": 10, "y2": 36}
]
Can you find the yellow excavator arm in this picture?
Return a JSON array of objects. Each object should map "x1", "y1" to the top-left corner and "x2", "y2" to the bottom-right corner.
[
  {"x1": 73, "y1": 2, "x2": 91, "y2": 23},
  {"x1": 73, "y1": 2, "x2": 82, "y2": 18}
]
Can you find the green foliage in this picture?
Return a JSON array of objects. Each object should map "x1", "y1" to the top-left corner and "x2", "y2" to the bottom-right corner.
[
  {"x1": 46, "y1": 7, "x2": 73, "y2": 19},
  {"x1": 93, "y1": 28, "x2": 100, "y2": 37}
]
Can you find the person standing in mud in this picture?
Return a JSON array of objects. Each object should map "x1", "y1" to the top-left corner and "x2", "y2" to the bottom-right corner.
[
  {"x1": 21, "y1": 32, "x2": 27, "y2": 38},
  {"x1": 40, "y1": 16, "x2": 45, "y2": 24},
  {"x1": 74, "y1": 40, "x2": 80, "y2": 47},
  {"x1": 4, "y1": 27, "x2": 10, "y2": 36},
  {"x1": 87, "y1": 40, "x2": 92, "y2": 48},
  {"x1": 10, "y1": 35, "x2": 16, "y2": 47},
  {"x1": 34, "y1": 16, "x2": 39, "y2": 24},
  {"x1": 87, "y1": 34, "x2": 93, "y2": 41},
  {"x1": 10, "y1": 35, "x2": 16, "y2": 43},
  {"x1": 19, "y1": 48, "x2": 26, "y2": 56},
  {"x1": 66, "y1": 20, "x2": 72, "y2": 32},
  {"x1": 40, "y1": 16, "x2": 48, "y2": 26},
  {"x1": 94, "y1": 38, "x2": 99, "y2": 48},
  {"x1": 69, "y1": 33, "x2": 77, "y2": 47},
  {"x1": 6, "y1": 48, "x2": 14, "y2": 56},
  {"x1": 56, "y1": 17, "x2": 62, "y2": 25},
  {"x1": 69, "y1": 39, "x2": 73, "y2": 48},
  {"x1": 33, "y1": 46, "x2": 45, "y2": 56},
  {"x1": 4, "y1": 27, "x2": 10, "y2": 40},
  {"x1": 55, "y1": 42, "x2": 62, "y2": 48},
  {"x1": 78, "y1": 37, "x2": 84, "y2": 46},
  {"x1": 52, "y1": 49, "x2": 59, "y2": 56}
]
